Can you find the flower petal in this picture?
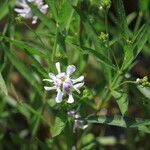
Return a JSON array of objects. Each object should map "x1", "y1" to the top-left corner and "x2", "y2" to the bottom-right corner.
[
  {"x1": 55, "y1": 62, "x2": 61, "y2": 74},
  {"x1": 48, "y1": 73, "x2": 56, "y2": 80},
  {"x1": 42, "y1": 79, "x2": 53, "y2": 82},
  {"x1": 72, "y1": 76, "x2": 84, "y2": 84},
  {"x1": 68, "y1": 109, "x2": 76, "y2": 115},
  {"x1": 67, "y1": 93, "x2": 74, "y2": 103},
  {"x1": 44, "y1": 86, "x2": 57, "y2": 91},
  {"x1": 56, "y1": 72, "x2": 65, "y2": 78},
  {"x1": 32, "y1": 16, "x2": 38, "y2": 24},
  {"x1": 73, "y1": 82, "x2": 84, "y2": 93},
  {"x1": 66, "y1": 65, "x2": 76, "y2": 77},
  {"x1": 81, "y1": 124, "x2": 88, "y2": 129},
  {"x1": 56, "y1": 89, "x2": 63, "y2": 103},
  {"x1": 73, "y1": 82, "x2": 84, "y2": 89}
]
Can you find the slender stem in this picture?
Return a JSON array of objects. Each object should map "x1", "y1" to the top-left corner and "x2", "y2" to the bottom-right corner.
[
  {"x1": 24, "y1": 23, "x2": 52, "y2": 71},
  {"x1": 134, "y1": 11, "x2": 143, "y2": 32},
  {"x1": 113, "y1": 80, "x2": 136, "y2": 90},
  {"x1": 105, "y1": 9, "x2": 109, "y2": 34},
  {"x1": 52, "y1": 27, "x2": 58, "y2": 62},
  {"x1": 96, "y1": 73, "x2": 121, "y2": 113},
  {"x1": 24, "y1": 23, "x2": 46, "y2": 49}
]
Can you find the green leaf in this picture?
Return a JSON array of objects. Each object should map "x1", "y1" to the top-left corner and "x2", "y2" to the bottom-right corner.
[
  {"x1": 122, "y1": 23, "x2": 150, "y2": 70},
  {"x1": 73, "y1": 6, "x2": 107, "y2": 54},
  {"x1": 87, "y1": 115, "x2": 150, "y2": 133},
  {"x1": 133, "y1": 23, "x2": 150, "y2": 56},
  {"x1": 51, "y1": 112, "x2": 67, "y2": 137},
  {"x1": 0, "y1": 0, "x2": 16, "y2": 21},
  {"x1": 0, "y1": 34, "x2": 48, "y2": 58},
  {"x1": 2, "y1": 44, "x2": 42, "y2": 94},
  {"x1": 58, "y1": 0, "x2": 78, "y2": 32},
  {"x1": 137, "y1": 86, "x2": 150, "y2": 100},
  {"x1": 139, "y1": 0, "x2": 149, "y2": 11},
  {"x1": 45, "y1": 0, "x2": 58, "y2": 20},
  {"x1": 113, "y1": 0, "x2": 129, "y2": 39},
  {"x1": 29, "y1": 55, "x2": 48, "y2": 78},
  {"x1": 12, "y1": 40, "x2": 49, "y2": 59},
  {"x1": 111, "y1": 90, "x2": 128, "y2": 115},
  {"x1": 73, "y1": 44, "x2": 116, "y2": 70},
  {"x1": 0, "y1": 0, "x2": 8, "y2": 21},
  {"x1": 0, "y1": 73, "x2": 8, "y2": 95}
]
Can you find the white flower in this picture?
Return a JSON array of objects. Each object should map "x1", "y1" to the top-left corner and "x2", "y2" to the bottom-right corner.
[
  {"x1": 73, "y1": 114, "x2": 88, "y2": 133},
  {"x1": 14, "y1": 0, "x2": 48, "y2": 24},
  {"x1": 43, "y1": 62, "x2": 84, "y2": 103},
  {"x1": 71, "y1": 146, "x2": 76, "y2": 150},
  {"x1": 68, "y1": 109, "x2": 88, "y2": 133}
]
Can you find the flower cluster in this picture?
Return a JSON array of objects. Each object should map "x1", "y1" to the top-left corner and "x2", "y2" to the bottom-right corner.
[
  {"x1": 136, "y1": 76, "x2": 150, "y2": 87},
  {"x1": 14, "y1": 0, "x2": 48, "y2": 24},
  {"x1": 43, "y1": 62, "x2": 84, "y2": 103},
  {"x1": 68, "y1": 109, "x2": 88, "y2": 133}
]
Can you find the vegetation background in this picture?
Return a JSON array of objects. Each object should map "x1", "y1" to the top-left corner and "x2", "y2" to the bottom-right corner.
[{"x1": 0, "y1": 0, "x2": 150, "y2": 149}]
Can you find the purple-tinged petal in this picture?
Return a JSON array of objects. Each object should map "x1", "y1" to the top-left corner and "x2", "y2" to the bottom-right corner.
[
  {"x1": 66, "y1": 65, "x2": 76, "y2": 77},
  {"x1": 48, "y1": 73, "x2": 56, "y2": 80}
]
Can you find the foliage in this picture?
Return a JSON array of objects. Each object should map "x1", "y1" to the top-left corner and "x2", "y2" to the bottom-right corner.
[{"x1": 0, "y1": 0, "x2": 150, "y2": 149}]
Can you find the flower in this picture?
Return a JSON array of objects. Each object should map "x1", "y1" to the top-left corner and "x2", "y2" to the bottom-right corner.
[
  {"x1": 14, "y1": 0, "x2": 48, "y2": 24},
  {"x1": 68, "y1": 109, "x2": 88, "y2": 133},
  {"x1": 71, "y1": 146, "x2": 76, "y2": 150},
  {"x1": 43, "y1": 62, "x2": 84, "y2": 103},
  {"x1": 73, "y1": 116, "x2": 88, "y2": 133}
]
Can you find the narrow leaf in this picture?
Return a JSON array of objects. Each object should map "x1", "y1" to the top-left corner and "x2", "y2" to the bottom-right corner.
[
  {"x1": 113, "y1": 0, "x2": 129, "y2": 39},
  {"x1": 73, "y1": 44, "x2": 116, "y2": 70},
  {"x1": 87, "y1": 115, "x2": 150, "y2": 133},
  {"x1": 0, "y1": 73, "x2": 8, "y2": 95},
  {"x1": 2, "y1": 44, "x2": 42, "y2": 94}
]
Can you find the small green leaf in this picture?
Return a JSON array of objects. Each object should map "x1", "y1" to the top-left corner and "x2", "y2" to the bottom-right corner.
[
  {"x1": 51, "y1": 112, "x2": 67, "y2": 137},
  {"x1": 111, "y1": 90, "x2": 128, "y2": 115},
  {"x1": 0, "y1": 73, "x2": 8, "y2": 95}
]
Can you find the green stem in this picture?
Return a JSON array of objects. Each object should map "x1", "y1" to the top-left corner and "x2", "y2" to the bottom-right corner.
[
  {"x1": 52, "y1": 28, "x2": 58, "y2": 62},
  {"x1": 134, "y1": 11, "x2": 143, "y2": 31},
  {"x1": 24, "y1": 23, "x2": 52, "y2": 71},
  {"x1": 24, "y1": 23, "x2": 46, "y2": 49},
  {"x1": 96, "y1": 73, "x2": 121, "y2": 112},
  {"x1": 113, "y1": 80, "x2": 136, "y2": 90}
]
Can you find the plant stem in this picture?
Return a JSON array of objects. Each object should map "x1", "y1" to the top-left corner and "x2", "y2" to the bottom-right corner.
[{"x1": 134, "y1": 11, "x2": 143, "y2": 31}]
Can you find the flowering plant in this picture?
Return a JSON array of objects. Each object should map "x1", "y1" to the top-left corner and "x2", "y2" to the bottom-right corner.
[
  {"x1": 43, "y1": 62, "x2": 84, "y2": 103},
  {"x1": 0, "y1": 0, "x2": 150, "y2": 149}
]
